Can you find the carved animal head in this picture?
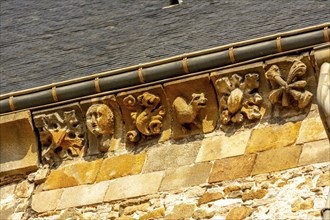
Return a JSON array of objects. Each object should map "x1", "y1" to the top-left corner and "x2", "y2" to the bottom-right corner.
[
  {"x1": 137, "y1": 92, "x2": 160, "y2": 108},
  {"x1": 189, "y1": 93, "x2": 208, "y2": 109}
]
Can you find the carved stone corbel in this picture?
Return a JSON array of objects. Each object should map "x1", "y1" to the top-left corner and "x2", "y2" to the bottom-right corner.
[
  {"x1": 265, "y1": 60, "x2": 313, "y2": 109},
  {"x1": 214, "y1": 73, "x2": 263, "y2": 125},
  {"x1": 33, "y1": 104, "x2": 86, "y2": 167},
  {"x1": 117, "y1": 85, "x2": 170, "y2": 146},
  {"x1": 80, "y1": 95, "x2": 123, "y2": 155}
]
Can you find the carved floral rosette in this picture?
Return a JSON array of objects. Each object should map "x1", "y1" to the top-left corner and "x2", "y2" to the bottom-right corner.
[
  {"x1": 122, "y1": 92, "x2": 166, "y2": 143},
  {"x1": 215, "y1": 73, "x2": 263, "y2": 125},
  {"x1": 265, "y1": 60, "x2": 313, "y2": 109},
  {"x1": 34, "y1": 110, "x2": 85, "y2": 167}
]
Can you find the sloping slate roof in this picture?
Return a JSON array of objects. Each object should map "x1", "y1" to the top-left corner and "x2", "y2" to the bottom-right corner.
[{"x1": 1, "y1": 0, "x2": 329, "y2": 94}]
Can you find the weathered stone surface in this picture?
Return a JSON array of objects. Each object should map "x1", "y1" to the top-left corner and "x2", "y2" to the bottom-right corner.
[
  {"x1": 80, "y1": 95, "x2": 123, "y2": 155},
  {"x1": 117, "y1": 85, "x2": 171, "y2": 146},
  {"x1": 104, "y1": 171, "x2": 164, "y2": 202},
  {"x1": 252, "y1": 145, "x2": 302, "y2": 175},
  {"x1": 31, "y1": 189, "x2": 63, "y2": 213},
  {"x1": 96, "y1": 153, "x2": 146, "y2": 182},
  {"x1": 241, "y1": 189, "x2": 268, "y2": 201},
  {"x1": 139, "y1": 208, "x2": 165, "y2": 220},
  {"x1": 196, "y1": 131, "x2": 251, "y2": 162},
  {"x1": 165, "y1": 203, "x2": 196, "y2": 220},
  {"x1": 0, "y1": 183, "x2": 17, "y2": 220},
  {"x1": 0, "y1": 110, "x2": 38, "y2": 176},
  {"x1": 57, "y1": 181, "x2": 109, "y2": 209},
  {"x1": 44, "y1": 159, "x2": 103, "y2": 190},
  {"x1": 198, "y1": 192, "x2": 224, "y2": 205},
  {"x1": 123, "y1": 203, "x2": 149, "y2": 215},
  {"x1": 226, "y1": 206, "x2": 253, "y2": 220},
  {"x1": 246, "y1": 122, "x2": 301, "y2": 153},
  {"x1": 15, "y1": 180, "x2": 34, "y2": 198},
  {"x1": 298, "y1": 139, "x2": 330, "y2": 166},
  {"x1": 316, "y1": 172, "x2": 330, "y2": 187},
  {"x1": 160, "y1": 162, "x2": 212, "y2": 191},
  {"x1": 291, "y1": 198, "x2": 314, "y2": 212},
  {"x1": 224, "y1": 185, "x2": 241, "y2": 194},
  {"x1": 209, "y1": 154, "x2": 256, "y2": 183},
  {"x1": 297, "y1": 116, "x2": 328, "y2": 144},
  {"x1": 33, "y1": 103, "x2": 86, "y2": 167},
  {"x1": 193, "y1": 208, "x2": 215, "y2": 219},
  {"x1": 211, "y1": 62, "x2": 267, "y2": 126},
  {"x1": 264, "y1": 54, "x2": 316, "y2": 117},
  {"x1": 143, "y1": 142, "x2": 200, "y2": 172},
  {"x1": 164, "y1": 74, "x2": 218, "y2": 139}
]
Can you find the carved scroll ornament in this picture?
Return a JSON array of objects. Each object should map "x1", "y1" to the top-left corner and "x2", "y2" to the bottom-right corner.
[
  {"x1": 215, "y1": 73, "x2": 263, "y2": 125},
  {"x1": 123, "y1": 92, "x2": 165, "y2": 143},
  {"x1": 173, "y1": 93, "x2": 208, "y2": 130},
  {"x1": 86, "y1": 104, "x2": 114, "y2": 152},
  {"x1": 34, "y1": 110, "x2": 85, "y2": 166},
  {"x1": 265, "y1": 60, "x2": 312, "y2": 109}
]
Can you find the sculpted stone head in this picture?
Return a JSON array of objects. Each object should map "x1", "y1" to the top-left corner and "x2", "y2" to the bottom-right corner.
[{"x1": 86, "y1": 104, "x2": 114, "y2": 136}]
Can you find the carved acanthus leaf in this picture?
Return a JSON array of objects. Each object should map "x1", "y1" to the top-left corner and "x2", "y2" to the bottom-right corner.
[{"x1": 215, "y1": 73, "x2": 263, "y2": 125}]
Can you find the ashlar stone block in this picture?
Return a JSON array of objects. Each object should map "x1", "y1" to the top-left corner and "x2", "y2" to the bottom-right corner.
[
  {"x1": 33, "y1": 103, "x2": 86, "y2": 168},
  {"x1": 252, "y1": 145, "x2": 302, "y2": 175},
  {"x1": 0, "y1": 110, "x2": 38, "y2": 177},
  {"x1": 43, "y1": 159, "x2": 103, "y2": 190},
  {"x1": 142, "y1": 142, "x2": 201, "y2": 173},
  {"x1": 57, "y1": 181, "x2": 109, "y2": 209},
  {"x1": 196, "y1": 130, "x2": 251, "y2": 162},
  {"x1": 117, "y1": 85, "x2": 171, "y2": 147},
  {"x1": 246, "y1": 121, "x2": 301, "y2": 153},
  {"x1": 160, "y1": 162, "x2": 212, "y2": 191},
  {"x1": 298, "y1": 139, "x2": 330, "y2": 166},
  {"x1": 104, "y1": 171, "x2": 164, "y2": 202},
  {"x1": 164, "y1": 74, "x2": 218, "y2": 139},
  {"x1": 96, "y1": 153, "x2": 146, "y2": 182},
  {"x1": 80, "y1": 95, "x2": 124, "y2": 155},
  {"x1": 31, "y1": 188, "x2": 63, "y2": 213},
  {"x1": 296, "y1": 116, "x2": 328, "y2": 144},
  {"x1": 209, "y1": 154, "x2": 256, "y2": 183}
]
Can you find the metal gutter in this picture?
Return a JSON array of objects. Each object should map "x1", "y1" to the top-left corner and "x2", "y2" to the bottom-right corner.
[{"x1": 0, "y1": 23, "x2": 329, "y2": 114}]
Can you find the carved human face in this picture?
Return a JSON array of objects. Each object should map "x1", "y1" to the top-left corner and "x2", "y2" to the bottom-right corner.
[{"x1": 86, "y1": 104, "x2": 114, "y2": 136}]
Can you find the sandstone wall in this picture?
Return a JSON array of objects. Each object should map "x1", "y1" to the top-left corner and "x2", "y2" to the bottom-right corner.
[{"x1": 1, "y1": 51, "x2": 330, "y2": 220}]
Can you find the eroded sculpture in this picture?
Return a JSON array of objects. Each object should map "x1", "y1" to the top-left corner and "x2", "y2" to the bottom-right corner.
[
  {"x1": 34, "y1": 110, "x2": 85, "y2": 166},
  {"x1": 215, "y1": 73, "x2": 263, "y2": 125},
  {"x1": 86, "y1": 104, "x2": 114, "y2": 152},
  {"x1": 265, "y1": 60, "x2": 312, "y2": 109},
  {"x1": 123, "y1": 92, "x2": 166, "y2": 143},
  {"x1": 173, "y1": 93, "x2": 208, "y2": 130}
]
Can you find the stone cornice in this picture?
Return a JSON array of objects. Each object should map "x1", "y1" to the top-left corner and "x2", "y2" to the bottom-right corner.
[{"x1": 0, "y1": 23, "x2": 329, "y2": 114}]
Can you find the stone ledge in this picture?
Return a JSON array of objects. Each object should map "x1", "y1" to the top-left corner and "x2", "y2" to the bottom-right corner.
[{"x1": 0, "y1": 110, "x2": 39, "y2": 177}]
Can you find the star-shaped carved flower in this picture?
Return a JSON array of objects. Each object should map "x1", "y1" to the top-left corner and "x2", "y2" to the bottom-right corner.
[{"x1": 265, "y1": 60, "x2": 312, "y2": 109}]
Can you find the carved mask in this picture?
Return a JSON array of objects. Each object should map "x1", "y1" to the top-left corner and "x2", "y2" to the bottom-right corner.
[{"x1": 86, "y1": 104, "x2": 114, "y2": 136}]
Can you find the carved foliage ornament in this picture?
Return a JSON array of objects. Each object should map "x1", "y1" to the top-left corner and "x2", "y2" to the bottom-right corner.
[
  {"x1": 34, "y1": 110, "x2": 85, "y2": 166},
  {"x1": 215, "y1": 73, "x2": 263, "y2": 125},
  {"x1": 123, "y1": 92, "x2": 165, "y2": 143},
  {"x1": 265, "y1": 60, "x2": 312, "y2": 109},
  {"x1": 86, "y1": 104, "x2": 114, "y2": 152},
  {"x1": 173, "y1": 93, "x2": 208, "y2": 130}
]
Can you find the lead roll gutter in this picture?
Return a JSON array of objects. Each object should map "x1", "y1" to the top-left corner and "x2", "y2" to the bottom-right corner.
[{"x1": 0, "y1": 23, "x2": 329, "y2": 114}]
